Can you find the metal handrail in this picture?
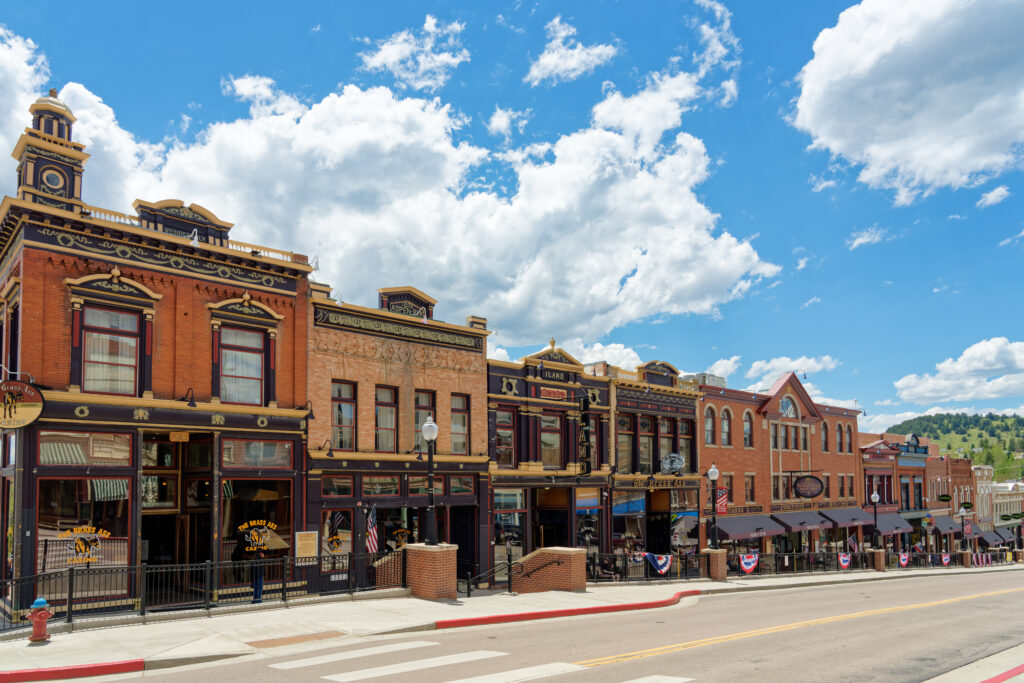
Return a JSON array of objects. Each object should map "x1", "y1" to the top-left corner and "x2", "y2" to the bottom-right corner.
[{"x1": 460, "y1": 561, "x2": 524, "y2": 597}]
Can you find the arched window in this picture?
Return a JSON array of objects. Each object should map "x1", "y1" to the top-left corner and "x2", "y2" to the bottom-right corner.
[
  {"x1": 743, "y1": 412, "x2": 753, "y2": 447},
  {"x1": 846, "y1": 425, "x2": 853, "y2": 453},
  {"x1": 836, "y1": 424, "x2": 844, "y2": 453},
  {"x1": 721, "y1": 409, "x2": 732, "y2": 446},
  {"x1": 822, "y1": 422, "x2": 829, "y2": 452},
  {"x1": 704, "y1": 407, "x2": 715, "y2": 445}
]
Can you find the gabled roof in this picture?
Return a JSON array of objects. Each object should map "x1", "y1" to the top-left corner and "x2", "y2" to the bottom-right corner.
[
  {"x1": 760, "y1": 372, "x2": 823, "y2": 420},
  {"x1": 522, "y1": 341, "x2": 583, "y2": 368}
]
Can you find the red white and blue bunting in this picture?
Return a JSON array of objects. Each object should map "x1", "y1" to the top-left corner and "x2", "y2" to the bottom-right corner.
[
  {"x1": 739, "y1": 553, "x2": 759, "y2": 574},
  {"x1": 645, "y1": 553, "x2": 673, "y2": 575},
  {"x1": 898, "y1": 552, "x2": 909, "y2": 567},
  {"x1": 838, "y1": 552, "x2": 851, "y2": 569},
  {"x1": 941, "y1": 553, "x2": 950, "y2": 566}
]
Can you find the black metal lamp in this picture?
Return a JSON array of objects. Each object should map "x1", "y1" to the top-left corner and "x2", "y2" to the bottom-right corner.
[
  {"x1": 871, "y1": 489, "x2": 880, "y2": 549},
  {"x1": 423, "y1": 416, "x2": 440, "y2": 545},
  {"x1": 181, "y1": 387, "x2": 197, "y2": 408},
  {"x1": 320, "y1": 438, "x2": 334, "y2": 458},
  {"x1": 707, "y1": 463, "x2": 720, "y2": 550}
]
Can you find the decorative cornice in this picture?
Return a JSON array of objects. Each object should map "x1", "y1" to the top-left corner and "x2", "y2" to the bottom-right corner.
[{"x1": 313, "y1": 304, "x2": 484, "y2": 352}]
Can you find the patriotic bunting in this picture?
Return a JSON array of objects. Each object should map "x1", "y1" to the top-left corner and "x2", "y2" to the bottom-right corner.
[
  {"x1": 838, "y1": 552, "x2": 851, "y2": 569},
  {"x1": 739, "y1": 553, "x2": 759, "y2": 574},
  {"x1": 645, "y1": 553, "x2": 673, "y2": 574},
  {"x1": 898, "y1": 552, "x2": 909, "y2": 567},
  {"x1": 941, "y1": 553, "x2": 950, "y2": 566}
]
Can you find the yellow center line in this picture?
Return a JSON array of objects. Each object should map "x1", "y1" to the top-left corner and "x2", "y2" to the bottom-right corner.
[{"x1": 575, "y1": 586, "x2": 1024, "y2": 667}]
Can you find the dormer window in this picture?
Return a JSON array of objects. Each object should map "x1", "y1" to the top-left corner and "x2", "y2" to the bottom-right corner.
[{"x1": 779, "y1": 397, "x2": 797, "y2": 418}]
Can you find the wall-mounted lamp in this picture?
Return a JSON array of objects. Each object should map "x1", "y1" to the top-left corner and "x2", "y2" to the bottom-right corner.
[
  {"x1": 303, "y1": 400, "x2": 315, "y2": 420},
  {"x1": 189, "y1": 228, "x2": 199, "y2": 247},
  {"x1": 320, "y1": 438, "x2": 334, "y2": 458},
  {"x1": 181, "y1": 387, "x2": 197, "y2": 408}
]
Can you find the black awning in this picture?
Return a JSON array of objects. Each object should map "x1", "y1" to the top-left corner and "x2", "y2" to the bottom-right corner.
[
  {"x1": 771, "y1": 511, "x2": 831, "y2": 532},
  {"x1": 959, "y1": 527, "x2": 982, "y2": 540},
  {"x1": 715, "y1": 514, "x2": 786, "y2": 540},
  {"x1": 930, "y1": 515, "x2": 959, "y2": 534},
  {"x1": 980, "y1": 531, "x2": 1005, "y2": 546},
  {"x1": 819, "y1": 507, "x2": 874, "y2": 528},
  {"x1": 995, "y1": 528, "x2": 1016, "y2": 543},
  {"x1": 871, "y1": 512, "x2": 914, "y2": 536}
]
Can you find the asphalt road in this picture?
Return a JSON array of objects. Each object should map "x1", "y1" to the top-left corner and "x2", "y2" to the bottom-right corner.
[{"x1": 129, "y1": 572, "x2": 1024, "y2": 683}]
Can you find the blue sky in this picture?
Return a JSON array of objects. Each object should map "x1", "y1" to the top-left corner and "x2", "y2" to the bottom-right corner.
[{"x1": 1, "y1": 0, "x2": 1023, "y2": 432}]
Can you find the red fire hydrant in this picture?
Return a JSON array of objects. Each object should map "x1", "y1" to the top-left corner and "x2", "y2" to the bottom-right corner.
[{"x1": 26, "y1": 597, "x2": 53, "y2": 642}]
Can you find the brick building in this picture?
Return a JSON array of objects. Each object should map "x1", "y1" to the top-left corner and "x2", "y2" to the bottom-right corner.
[
  {"x1": 696, "y1": 372, "x2": 865, "y2": 562},
  {"x1": 0, "y1": 92, "x2": 313, "y2": 592},
  {"x1": 305, "y1": 283, "x2": 490, "y2": 576}
]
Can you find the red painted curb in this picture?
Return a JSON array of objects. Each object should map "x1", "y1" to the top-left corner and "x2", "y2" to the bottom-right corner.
[
  {"x1": 435, "y1": 589, "x2": 701, "y2": 629},
  {"x1": 0, "y1": 659, "x2": 144, "y2": 682},
  {"x1": 981, "y1": 663, "x2": 1024, "y2": 683}
]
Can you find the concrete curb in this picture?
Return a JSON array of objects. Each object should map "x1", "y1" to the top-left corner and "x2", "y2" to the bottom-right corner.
[{"x1": 0, "y1": 659, "x2": 144, "y2": 682}]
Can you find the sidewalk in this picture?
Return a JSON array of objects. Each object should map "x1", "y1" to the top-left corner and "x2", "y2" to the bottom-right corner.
[{"x1": 0, "y1": 563, "x2": 1020, "y2": 682}]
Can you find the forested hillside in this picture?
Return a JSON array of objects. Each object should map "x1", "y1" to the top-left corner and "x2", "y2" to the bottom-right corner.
[{"x1": 887, "y1": 414, "x2": 1024, "y2": 481}]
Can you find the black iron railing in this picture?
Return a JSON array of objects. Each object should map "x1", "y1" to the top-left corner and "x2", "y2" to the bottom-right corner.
[
  {"x1": 726, "y1": 551, "x2": 874, "y2": 576},
  {"x1": 587, "y1": 552, "x2": 702, "y2": 582}
]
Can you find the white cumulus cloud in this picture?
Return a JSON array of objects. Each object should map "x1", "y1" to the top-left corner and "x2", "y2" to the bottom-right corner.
[
  {"x1": 706, "y1": 355, "x2": 741, "y2": 378},
  {"x1": 977, "y1": 185, "x2": 1010, "y2": 208},
  {"x1": 745, "y1": 355, "x2": 840, "y2": 387},
  {"x1": 359, "y1": 15, "x2": 470, "y2": 92},
  {"x1": 559, "y1": 339, "x2": 643, "y2": 371},
  {"x1": 847, "y1": 225, "x2": 888, "y2": 250},
  {"x1": 0, "y1": 27, "x2": 49, "y2": 183},
  {"x1": 793, "y1": 0, "x2": 1024, "y2": 205},
  {"x1": 894, "y1": 337, "x2": 1024, "y2": 404},
  {"x1": 524, "y1": 16, "x2": 617, "y2": 87},
  {"x1": 485, "y1": 105, "x2": 530, "y2": 141}
]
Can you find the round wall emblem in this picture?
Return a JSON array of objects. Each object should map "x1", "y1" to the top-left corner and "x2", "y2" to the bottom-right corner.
[{"x1": 793, "y1": 475, "x2": 824, "y2": 498}]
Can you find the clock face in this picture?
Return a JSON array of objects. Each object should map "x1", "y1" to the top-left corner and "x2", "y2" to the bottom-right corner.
[{"x1": 41, "y1": 169, "x2": 65, "y2": 191}]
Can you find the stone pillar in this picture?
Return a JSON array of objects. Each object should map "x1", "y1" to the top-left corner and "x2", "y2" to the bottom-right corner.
[
  {"x1": 702, "y1": 548, "x2": 727, "y2": 582},
  {"x1": 403, "y1": 543, "x2": 458, "y2": 601},
  {"x1": 958, "y1": 551, "x2": 972, "y2": 568},
  {"x1": 871, "y1": 548, "x2": 886, "y2": 572}
]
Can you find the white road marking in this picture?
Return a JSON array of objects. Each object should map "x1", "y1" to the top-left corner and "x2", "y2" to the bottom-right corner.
[
  {"x1": 445, "y1": 662, "x2": 588, "y2": 682},
  {"x1": 619, "y1": 677, "x2": 696, "y2": 682},
  {"x1": 321, "y1": 650, "x2": 508, "y2": 682},
  {"x1": 269, "y1": 640, "x2": 437, "y2": 669}
]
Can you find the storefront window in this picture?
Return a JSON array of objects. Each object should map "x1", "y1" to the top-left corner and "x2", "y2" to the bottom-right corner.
[
  {"x1": 3, "y1": 478, "x2": 13, "y2": 580},
  {"x1": 495, "y1": 410, "x2": 515, "y2": 467},
  {"x1": 494, "y1": 488, "x2": 525, "y2": 574},
  {"x1": 321, "y1": 510, "x2": 352, "y2": 555},
  {"x1": 322, "y1": 475, "x2": 354, "y2": 497},
  {"x1": 408, "y1": 476, "x2": 443, "y2": 495},
  {"x1": 141, "y1": 475, "x2": 177, "y2": 509},
  {"x1": 36, "y1": 478, "x2": 130, "y2": 572},
  {"x1": 494, "y1": 488, "x2": 526, "y2": 510},
  {"x1": 363, "y1": 475, "x2": 400, "y2": 496},
  {"x1": 222, "y1": 439, "x2": 292, "y2": 469},
  {"x1": 379, "y1": 507, "x2": 417, "y2": 550},
  {"x1": 186, "y1": 441, "x2": 212, "y2": 469},
  {"x1": 612, "y1": 490, "x2": 646, "y2": 552},
  {"x1": 39, "y1": 431, "x2": 131, "y2": 467},
  {"x1": 222, "y1": 479, "x2": 291, "y2": 570},
  {"x1": 540, "y1": 414, "x2": 561, "y2": 468},
  {"x1": 142, "y1": 441, "x2": 176, "y2": 468},
  {"x1": 185, "y1": 479, "x2": 211, "y2": 509},
  {"x1": 575, "y1": 488, "x2": 601, "y2": 553},
  {"x1": 450, "y1": 476, "x2": 474, "y2": 494}
]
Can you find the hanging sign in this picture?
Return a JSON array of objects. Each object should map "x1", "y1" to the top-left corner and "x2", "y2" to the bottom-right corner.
[
  {"x1": 937, "y1": 494, "x2": 952, "y2": 502},
  {"x1": 0, "y1": 381, "x2": 44, "y2": 429},
  {"x1": 793, "y1": 475, "x2": 824, "y2": 499},
  {"x1": 715, "y1": 487, "x2": 729, "y2": 514}
]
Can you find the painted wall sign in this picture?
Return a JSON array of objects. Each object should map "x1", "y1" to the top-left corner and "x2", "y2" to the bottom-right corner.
[
  {"x1": 238, "y1": 519, "x2": 278, "y2": 552},
  {"x1": 539, "y1": 387, "x2": 568, "y2": 400},
  {"x1": 58, "y1": 526, "x2": 111, "y2": 564},
  {"x1": 793, "y1": 475, "x2": 825, "y2": 499},
  {"x1": 0, "y1": 381, "x2": 44, "y2": 429}
]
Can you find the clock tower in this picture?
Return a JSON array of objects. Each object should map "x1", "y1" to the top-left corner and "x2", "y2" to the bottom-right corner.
[{"x1": 11, "y1": 88, "x2": 89, "y2": 213}]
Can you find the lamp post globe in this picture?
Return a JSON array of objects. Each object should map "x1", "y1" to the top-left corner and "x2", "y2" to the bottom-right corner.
[
  {"x1": 870, "y1": 490, "x2": 880, "y2": 550},
  {"x1": 423, "y1": 416, "x2": 440, "y2": 546},
  {"x1": 958, "y1": 506, "x2": 967, "y2": 552},
  {"x1": 708, "y1": 463, "x2": 720, "y2": 550}
]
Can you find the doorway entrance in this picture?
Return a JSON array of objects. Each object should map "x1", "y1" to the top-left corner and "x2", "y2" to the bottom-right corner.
[{"x1": 141, "y1": 433, "x2": 213, "y2": 565}]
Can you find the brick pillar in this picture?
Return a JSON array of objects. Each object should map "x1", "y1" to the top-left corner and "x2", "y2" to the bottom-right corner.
[
  {"x1": 702, "y1": 549, "x2": 727, "y2": 582},
  {"x1": 513, "y1": 547, "x2": 586, "y2": 594},
  {"x1": 404, "y1": 543, "x2": 458, "y2": 600},
  {"x1": 871, "y1": 549, "x2": 886, "y2": 572},
  {"x1": 958, "y1": 551, "x2": 972, "y2": 568}
]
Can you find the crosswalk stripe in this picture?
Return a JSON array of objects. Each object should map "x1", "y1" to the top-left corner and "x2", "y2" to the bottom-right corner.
[
  {"x1": 619, "y1": 677, "x2": 696, "y2": 682},
  {"x1": 445, "y1": 662, "x2": 588, "y2": 682},
  {"x1": 321, "y1": 650, "x2": 508, "y2": 682},
  {"x1": 269, "y1": 640, "x2": 438, "y2": 669}
]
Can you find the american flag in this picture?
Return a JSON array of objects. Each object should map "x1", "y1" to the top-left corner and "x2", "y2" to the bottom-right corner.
[
  {"x1": 964, "y1": 519, "x2": 974, "y2": 535},
  {"x1": 912, "y1": 541, "x2": 924, "y2": 553},
  {"x1": 847, "y1": 535, "x2": 858, "y2": 552},
  {"x1": 366, "y1": 504, "x2": 379, "y2": 553}
]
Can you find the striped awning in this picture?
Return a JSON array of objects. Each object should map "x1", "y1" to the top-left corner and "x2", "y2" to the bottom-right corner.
[
  {"x1": 89, "y1": 478, "x2": 129, "y2": 502},
  {"x1": 39, "y1": 442, "x2": 87, "y2": 466}
]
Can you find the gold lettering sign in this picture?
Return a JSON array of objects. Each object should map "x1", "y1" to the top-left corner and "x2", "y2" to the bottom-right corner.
[
  {"x1": 631, "y1": 478, "x2": 679, "y2": 488},
  {"x1": 169, "y1": 432, "x2": 190, "y2": 442},
  {"x1": 0, "y1": 381, "x2": 45, "y2": 429}
]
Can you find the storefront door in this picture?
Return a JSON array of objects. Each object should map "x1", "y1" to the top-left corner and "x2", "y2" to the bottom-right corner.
[{"x1": 450, "y1": 506, "x2": 475, "y2": 576}]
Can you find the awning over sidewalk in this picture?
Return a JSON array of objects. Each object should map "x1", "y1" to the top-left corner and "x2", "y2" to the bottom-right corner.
[
  {"x1": 929, "y1": 515, "x2": 960, "y2": 534},
  {"x1": 714, "y1": 514, "x2": 786, "y2": 540},
  {"x1": 770, "y1": 511, "x2": 831, "y2": 532},
  {"x1": 819, "y1": 507, "x2": 874, "y2": 528},
  {"x1": 871, "y1": 512, "x2": 914, "y2": 536},
  {"x1": 980, "y1": 531, "x2": 1006, "y2": 547},
  {"x1": 995, "y1": 528, "x2": 1016, "y2": 543}
]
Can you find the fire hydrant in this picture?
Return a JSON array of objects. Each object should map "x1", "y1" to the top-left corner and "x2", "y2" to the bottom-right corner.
[{"x1": 26, "y1": 597, "x2": 53, "y2": 642}]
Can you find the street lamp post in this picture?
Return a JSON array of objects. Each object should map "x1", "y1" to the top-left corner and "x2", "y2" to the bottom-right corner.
[
  {"x1": 958, "y1": 505, "x2": 967, "y2": 552},
  {"x1": 423, "y1": 416, "x2": 440, "y2": 546},
  {"x1": 708, "y1": 463, "x2": 720, "y2": 550},
  {"x1": 870, "y1": 490, "x2": 880, "y2": 550}
]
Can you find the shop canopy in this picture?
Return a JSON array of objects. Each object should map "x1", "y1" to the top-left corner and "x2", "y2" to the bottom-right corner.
[
  {"x1": 770, "y1": 511, "x2": 831, "y2": 532},
  {"x1": 870, "y1": 512, "x2": 914, "y2": 536},
  {"x1": 714, "y1": 514, "x2": 785, "y2": 540},
  {"x1": 819, "y1": 507, "x2": 874, "y2": 528},
  {"x1": 980, "y1": 531, "x2": 1005, "y2": 547},
  {"x1": 929, "y1": 516, "x2": 960, "y2": 535},
  {"x1": 958, "y1": 527, "x2": 982, "y2": 540},
  {"x1": 995, "y1": 528, "x2": 1016, "y2": 543}
]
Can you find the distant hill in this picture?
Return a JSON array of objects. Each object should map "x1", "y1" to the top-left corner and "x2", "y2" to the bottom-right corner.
[{"x1": 887, "y1": 413, "x2": 1024, "y2": 481}]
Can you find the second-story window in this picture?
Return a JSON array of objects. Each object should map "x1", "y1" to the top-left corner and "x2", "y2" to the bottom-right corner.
[
  {"x1": 743, "y1": 412, "x2": 753, "y2": 447},
  {"x1": 375, "y1": 386, "x2": 397, "y2": 453},
  {"x1": 659, "y1": 418, "x2": 675, "y2": 457},
  {"x1": 495, "y1": 409, "x2": 515, "y2": 466},
  {"x1": 540, "y1": 414, "x2": 562, "y2": 468},
  {"x1": 638, "y1": 416, "x2": 654, "y2": 474},
  {"x1": 822, "y1": 422, "x2": 829, "y2": 452},
  {"x1": 82, "y1": 306, "x2": 139, "y2": 396},
  {"x1": 331, "y1": 381, "x2": 356, "y2": 450},
  {"x1": 745, "y1": 474, "x2": 755, "y2": 502},
  {"x1": 220, "y1": 327, "x2": 264, "y2": 405},
  {"x1": 846, "y1": 425, "x2": 853, "y2": 453},
  {"x1": 771, "y1": 423, "x2": 779, "y2": 450},
  {"x1": 704, "y1": 408, "x2": 715, "y2": 445},
  {"x1": 721, "y1": 409, "x2": 732, "y2": 446},
  {"x1": 836, "y1": 424, "x2": 844, "y2": 453},
  {"x1": 414, "y1": 390, "x2": 435, "y2": 453},
  {"x1": 451, "y1": 395, "x2": 469, "y2": 455},
  {"x1": 616, "y1": 415, "x2": 634, "y2": 473},
  {"x1": 801, "y1": 427, "x2": 808, "y2": 451}
]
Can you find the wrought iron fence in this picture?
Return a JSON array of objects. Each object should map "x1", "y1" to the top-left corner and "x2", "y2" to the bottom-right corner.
[
  {"x1": 887, "y1": 552, "x2": 966, "y2": 569},
  {"x1": 727, "y1": 551, "x2": 873, "y2": 576},
  {"x1": 0, "y1": 552, "x2": 403, "y2": 634},
  {"x1": 586, "y1": 552, "x2": 702, "y2": 582}
]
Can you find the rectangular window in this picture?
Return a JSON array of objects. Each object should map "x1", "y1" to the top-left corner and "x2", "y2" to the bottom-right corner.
[
  {"x1": 413, "y1": 390, "x2": 435, "y2": 453},
  {"x1": 141, "y1": 475, "x2": 177, "y2": 509},
  {"x1": 801, "y1": 427, "x2": 808, "y2": 451},
  {"x1": 743, "y1": 416, "x2": 753, "y2": 448},
  {"x1": 773, "y1": 475, "x2": 781, "y2": 500},
  {"x1": 838, "y1": 475, "x2": 845, "y2": 498},
  {"x1": 782, "y1": 425, "x2": 789, "y2": 450},
  {"x1": 220, "y1": 327, "x2": 263, "y2": 405},
  {"x1": 617, "y1": 415, "x2": 634, "y2": 473},
  {"x1": 771, "y1": 424, "x2": 779, "y2": 450},
  {"x1": 784, "y1": 474, "x2": 792, "y2": 499},
  {"x1": 723, "y1": 474, "x2": 734, "y2": 503},
  {"x1": 142, "y1": 440, "x2": 176, "y2": 468},
  {"x1": 321, "y1": 475, "x2": 354, "y2": 497},
  {"x1": 408, "y1": 476, "x2": 443, "y2": 495},
  {"x1": 914, "y1": 481, "x2": 923, "y2": 509},
  {"x1": 331, "y1": 382, "x2": 356, "y2": 451},
  {"x1": 638, "y1": 416, "x2": 654, "y2": 475},
  {"x1": 321, "y1": 510, "x2": 353, "y2": 555},
  {"x1": 185, "y1": 479, "x2": 211, "y2": 509},
  {"x1": 901, "y1": 481, "x2": 911, "y2": 510},
  {"x1": 451, "y1": 394, "x2": 469, "y2": 456},
  {"x1": 540, "y1": 414, "x2": 562, "y2": 468},
  {"x1": 495, "y1": 410, "x2": 516, "y2": 467},
  {"x1": 82, "y1": 306, "x2": 138, "y2": 396},
  {"x1": 745, "y1": 475, "x2": 755, "y2": 502},
  {"x1": 36, "y1": 478, "x2": 130, "y2": 572},
  {"x1": 363, "y1": 475, "x2": 400, "y2": 496},
  {"x1": 221, "y1": 439, "x2": 292, "y2": 469},
  {"x1": 659, "y1": 419, "x2": 675, "y2": 459},
  {"x1": 824, "y1": 475, "x2": 831, "y2": 499},
  {"x1": 375, "y1": 387, "x2": 397, "y2": 453},
  {"x1": 450, "y1": 475, "x2": 474, "y2": 494},
  {"x1": 39, "y1": 431, "x2": 131, "y2": 467}
]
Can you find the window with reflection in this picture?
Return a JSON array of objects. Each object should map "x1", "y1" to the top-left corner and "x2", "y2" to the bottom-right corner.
[
  {"x1": 82, "y1": 306, "x2": 138, "y2": 396},
  {"x1": 495, "y1": 409, "x2": 516, "y2": 467},
  {"x1": 36, "y1": 478, "x2": 130, "y2": 572},
  {"x1": 743, "y1": 412, "x2": 753, "y2": 447},
  {"x1": 720, "y1": 409, "x2": 732, "y2": 447},
  {"x1": 493, "y1": 488, "x2": 525, "y2": 573},
  {"x1": 408, "y1": 476, "x2": 443, "y2": 495},
  {"x1": 822, "y1": 422, "x2": 829, "y2": 452},
  {"x1": 222, "y1": 439, "x2": 292, "y2": 469},
  {"x1": 221, "y1": 479, "x2": 291, "y2": 571},
  {"x1": 332, "y1": 381, "x2": 356, "y2": 450},
  {"x1": 450, "y1": 476, "x2": 474, "y2": 494},
  {"x1": 321, "y1": 510, "x2": 353, "y2": 555},
  {"x1": 704, "y1": 408, "x2": 715, "y2": 445},
  {"x1": 321, "y1": 475, "x2": 353, "y2": 497},
  {"x1": 638, "y1": 416, "x2": 654, "y2": 474},
  {"x1": 540, "y1": 414, "x2": 562, "y2": 468},
  {"x1": 39, "y1": 431, "x2": 131, "y2": 467},
  {"x1": 616, "y1": 415, "x2": 634, "y2": 473},
  {"x1": 363, "y1": 475, "x2": 400, "y2": 496},
  {"x1": 414, "y1": 390, "x2": 435, "y2": 453},
  {"x1": 451, "y1": 395, "x2": 470, "y2": 456},
  {"x1": 219, "y1": 327, "x2": 264, "y2": 405}
]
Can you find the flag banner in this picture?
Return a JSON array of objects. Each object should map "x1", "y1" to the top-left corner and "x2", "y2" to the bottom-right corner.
[
  {"x1": 972, "y1": 553, "x2": 979, "y2": 566},
  {"x1": 964, "y1": 520, "x2": 974, "y2": 534},
  {"x1": 716, "y1": 487, "x2": 729, "y2": 515},
  {"x1": 838, "y1": 552, "x2": 851, "y2": 569},
  {"x1": 739, "y1": 553, "x2": 759, "y2": 574},
  {"x1": 847, "y1": 535, "x2": 858, "y2": 552},
  {"x1": 912, "y1": 542, "x2": 924, "y2": 553},
  {"x1": 630, "y1": 551, "x2": 646, "y2": 564},
  {"x1": 365, "y1": 504, "x2": 379, "y2": 554},
  {"x1": 645, "y1": 553, "x2": 672, "y2": 574},
  {"x1": 898, "y1": 552, "x2": 909, "y2": 567},
  {"x1": 941, "y1": 553, "x2": 950, "y2": 566}
]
